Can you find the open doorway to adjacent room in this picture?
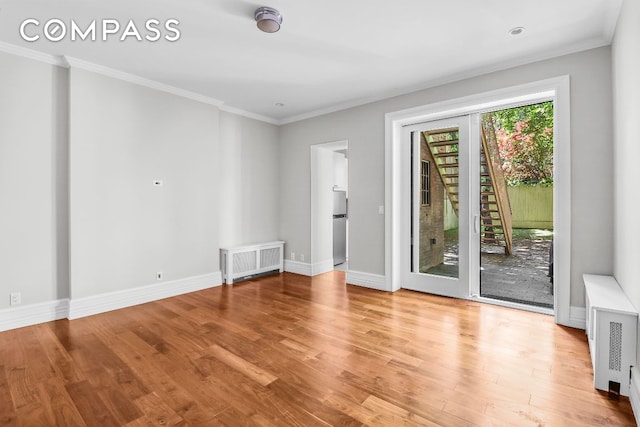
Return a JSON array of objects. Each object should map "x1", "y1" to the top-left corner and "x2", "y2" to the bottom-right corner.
[{"x1": 310, "y1": 140, "x2": 349, "y2": 275}]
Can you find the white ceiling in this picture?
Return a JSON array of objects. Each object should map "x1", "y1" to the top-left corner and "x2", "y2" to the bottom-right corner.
[{"x1": 0, "y1": 0, "x2": 623, "y2": 123}]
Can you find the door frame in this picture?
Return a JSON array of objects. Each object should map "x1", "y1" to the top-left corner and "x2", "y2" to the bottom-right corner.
[
  {"x1": 384, "y1": 76, "x2": 572, "y2": 326},
  {"x1": 310, "y1": 140, "x2": 349, "y2": 275}
]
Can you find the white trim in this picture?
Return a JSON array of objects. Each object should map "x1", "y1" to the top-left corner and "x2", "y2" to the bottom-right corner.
[
  {"x1": 346, "y1": 270, "x2": 388, "y2": 291},
  {"x1": 472, "y1": 296, "x2": 554, "y2": 316},
  {"x1": 0, "y1": 41, "x2": 67, "y2": 66},
  {"x1": 0, "y1": 299, "x2": 69, "y2": 332},
  {"x1": 312, "y1": 259, "x2": 335, "y2": 276},
  {"x1": 0, "y1": 42, "x2": 279, "y2": 125},
  {"x1": 284, "y1": 260, "x2": 313, "y2": 276},
  {"x1": 310, "y1": 140, "x2": 350, "y2": 277},
  {"x1": 385, "y1": 76, "x2": 572, "y2": 325},
  {"x1": 603, "y1": 0, "x2": 624, "y2": 43},
  {"x1": 64, "y1": 56, "x2": 224, "y2": 107},
  {"x1": 280, "y1": 41, "x2": 603, "y2": 125},
  {"x1": 68, "y1": 272, "x2": 222, "y2": 320},
  {"x1": 631, "y1": 366, "x2": 640, "y2": 426},
  {"x1": 568, "y1": 305, "x2": 587, "y2": 330},
  {"x1": 219, "y1": 105, "x2": 280, "y2": 125}
]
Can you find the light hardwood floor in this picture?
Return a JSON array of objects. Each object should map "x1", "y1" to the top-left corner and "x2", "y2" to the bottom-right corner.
[{"x1": 0, "y1": 271, "x2": 635, "y2": 426}]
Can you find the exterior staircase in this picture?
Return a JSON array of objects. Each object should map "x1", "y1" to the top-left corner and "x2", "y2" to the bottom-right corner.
[
  {"x1": 424, "y1": 128, "x2": 460, "y2": 215},
  {"x1": 480, "y1": 114, "x2": 512, "y2": 255},
  {"x1": 424, "y1": 117, "x2": 512, "y2": 255}
]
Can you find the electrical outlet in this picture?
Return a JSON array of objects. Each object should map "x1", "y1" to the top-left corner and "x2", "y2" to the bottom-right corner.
[
  {"x1": 290, "y1": 252, "x2": 295, "y2": 260},
  {"x1": 156, "y1": 272, "x2": 163, "y2": 281},
  {"x1": 10, "y1": 292, "x2": 21, "y2": 306},
  {"x1": 300, "y1": 254, "x2": 304, "y2": 262}
]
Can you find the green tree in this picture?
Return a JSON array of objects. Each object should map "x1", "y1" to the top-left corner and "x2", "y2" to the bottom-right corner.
[{"x1": 492, "y1": 102, "x2": 554, "y2": 186}]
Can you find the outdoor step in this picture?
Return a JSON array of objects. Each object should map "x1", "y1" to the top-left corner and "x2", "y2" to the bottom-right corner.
[
  {"x1": 433, "y1": 152, "x2": 458, "y2": 158},
  {"x1": 482, "y1": 237, "x2": 503, "y2": 243},
  {"x1": 429, "y1": 140, "x2": 459, "y2": 147},
  {"x1": 482, "y1": 239, "x2": 503, "y2": 244},
  {"x1": 438, "y1": 162, "x2": 459, "y2": 168},
  {"x1": 480, "y1": 192, "x2": 495, "y2": 196},
  {"x1": 441, "y1": 174, "x2": 459, "y2": 178}
]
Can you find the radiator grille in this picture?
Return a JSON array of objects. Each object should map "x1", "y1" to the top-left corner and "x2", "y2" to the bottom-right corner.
[
  {"x1": 233, "y1": 251, "x2": 257, "y2": 274},
  {"x1": 609, "y1": 321, "x2": 623, "y2": 371},
  {"x1": 260, "y1": 247, "x2": 280, "y2": 269}
]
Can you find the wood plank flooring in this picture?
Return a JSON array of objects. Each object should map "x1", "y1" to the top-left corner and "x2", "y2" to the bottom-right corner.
[{"x1": 0, "y1": 271, "x2": 635, "y2": 426}]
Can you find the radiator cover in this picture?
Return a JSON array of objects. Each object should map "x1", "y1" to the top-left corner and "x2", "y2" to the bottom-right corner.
[
  {"x1": 220, "y1": 241, "x2": 284, "y2": 285},
  {"x1": 584, "y1": 274, "x2": 638, "y2": 397}
]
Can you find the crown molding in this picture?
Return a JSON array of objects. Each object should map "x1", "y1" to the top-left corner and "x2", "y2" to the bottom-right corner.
[
  {"x1": 0, "y1": 41, "x2": 280, "y2": 121},
  {"x1": 219, "y1": 104, "x2": 280, "y2": 125},
  {"x1": 0, "y1": 41, "x2": 67, "y2": 67},
  {"x1": 603, "y1": 0, "x2": 624, "y2": 43},
  {"x1": 278, "y1": 37, "x2": 609, "y2": 125},
  {"x1": 64, "y1": 56, "x2": 224, "y2": 107}
]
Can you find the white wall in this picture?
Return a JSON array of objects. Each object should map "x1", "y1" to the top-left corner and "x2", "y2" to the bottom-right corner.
[
  {"x1": 0, "y1": 49, "x2": 281, "y2": 327},
  {"x1": 0, "y1": 52, "x2": 68, "y2": 309},
  {"x1": 218, "y1": 112, "x2": 280, "y2": 248},
  {"x1": 69, "y1": 68, "x2": 220, "y2": 299},
  {"x1": 612, "y1": 0, "x2": 640, "y2": 362},
  {"x1": 280, "y1": 46, "x2": 613, "y2": 307}
]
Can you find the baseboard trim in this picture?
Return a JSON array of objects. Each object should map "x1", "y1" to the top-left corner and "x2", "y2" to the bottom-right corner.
[
  {"x1": 312, "y1": 259, "x2": 335, "y2": 276},
  {"x1": 284, "y1": 260, "x2": 312, "y2": 276},
  {"x1": 0, "y1": 299, "x2": 69, "y2": 332},
  {"x1": 567, "y1": 305, "x2": 586, "y2": 330},
  {"x1": 68, "y1": 272, "x2": 222, "y2": 320},
  {"x1": 346, "y1": 270, "x2": 389, "y2": 291},
  {"x1": 631, "y1": 366, "x2": 640, "y2": 426}
]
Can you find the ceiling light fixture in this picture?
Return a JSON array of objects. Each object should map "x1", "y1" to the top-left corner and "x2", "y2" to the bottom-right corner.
[
  {"x1": 508, "y1": 27, "x2": 525, "y2": 36},
  {"x1": 255, "y1": 7, "x2": 283, "y2": 33}
]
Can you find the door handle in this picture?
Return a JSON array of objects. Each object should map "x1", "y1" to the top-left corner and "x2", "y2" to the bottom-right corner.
[{"x1": 474, "y1": 215, "x2": 479, "y2": 234}]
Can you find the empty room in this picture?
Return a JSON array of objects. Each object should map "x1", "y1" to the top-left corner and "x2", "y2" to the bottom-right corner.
[{"x1": 1, "y1": 0, "x2": 639, "y2": 425}]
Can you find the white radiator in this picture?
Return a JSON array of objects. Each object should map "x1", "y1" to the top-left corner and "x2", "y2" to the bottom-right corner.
[
  {"x1": 584, "y1": 274, "x2": 638, "y2": 397},
  {"x1": 220, "y1": 241, "x2": 284, "y2": 285}
]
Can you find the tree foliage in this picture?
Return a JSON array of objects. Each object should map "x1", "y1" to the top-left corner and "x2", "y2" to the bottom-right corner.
[{"x1": 491, "y1": 101, "x2": 554, "y2": 186}]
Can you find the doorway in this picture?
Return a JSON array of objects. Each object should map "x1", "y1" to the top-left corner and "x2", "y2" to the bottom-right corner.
[
  {"x1": 310, "y1": 141, "x2": 349, "y2": 275},
  {"x1": 402, "y1": 107, "x2": 554, "y2": 312},
  {"x1": 387, "y1": 77, "x2": 571, "y2": 322},
  {"x1": 478, "y1": 103, "x2": 554, "y2": 309}
]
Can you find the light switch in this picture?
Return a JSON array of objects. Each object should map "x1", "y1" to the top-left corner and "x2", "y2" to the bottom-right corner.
[{"x1": 378, "y1": 205, "x2": 384, "y2": 215}]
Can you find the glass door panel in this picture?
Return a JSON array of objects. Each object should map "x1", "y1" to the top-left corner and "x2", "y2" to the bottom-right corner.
[
  {"x1": 402, "y1": 116, "x2": 470, "y2": 298},
  {"x1": 414, "y1": 128, "x2": 459, "y2": 278}
]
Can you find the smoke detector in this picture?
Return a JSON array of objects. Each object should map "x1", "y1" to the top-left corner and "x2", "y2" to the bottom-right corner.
[{"x1": 255, "y1": 7, "x2": 283, "y2": 33}]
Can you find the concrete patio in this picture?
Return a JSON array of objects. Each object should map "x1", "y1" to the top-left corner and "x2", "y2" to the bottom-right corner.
[
  {"x1": 480, "y1": 229, "x2": 554, "y2": 308},
  {"x1": 425, "y1": 228, "x2": 554, "y2": 309}
]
